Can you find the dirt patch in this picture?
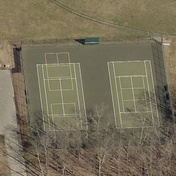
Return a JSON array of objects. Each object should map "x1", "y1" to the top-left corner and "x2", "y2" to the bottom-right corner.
[{"x1": 0, "y1": 40, "x2": 14, "y2": 69}]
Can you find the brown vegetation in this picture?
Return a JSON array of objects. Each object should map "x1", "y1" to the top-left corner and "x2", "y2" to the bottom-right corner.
[{"x1": 0, "y1": 135, "x2": 10, "y2": 176}]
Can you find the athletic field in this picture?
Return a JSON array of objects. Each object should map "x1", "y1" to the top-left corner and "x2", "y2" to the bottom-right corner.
[{"x1": 22, "y1": 42, "x2": 167, "y2": 129}]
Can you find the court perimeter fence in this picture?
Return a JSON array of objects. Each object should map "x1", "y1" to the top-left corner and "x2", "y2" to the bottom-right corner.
[{"x1": 9, "y1": 34, "x2": 156, "y2": 49}]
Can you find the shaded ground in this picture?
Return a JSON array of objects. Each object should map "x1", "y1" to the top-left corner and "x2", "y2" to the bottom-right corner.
[{"x1": 163, "y1": 37, "x2": 176, "y2": 114}]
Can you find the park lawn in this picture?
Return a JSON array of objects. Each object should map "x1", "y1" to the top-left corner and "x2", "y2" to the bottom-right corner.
[{"x1": 0, "y1": 0, "x2": 176, "y2": 41}]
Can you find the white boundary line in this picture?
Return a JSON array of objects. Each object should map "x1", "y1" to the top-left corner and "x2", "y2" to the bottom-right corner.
[
  {"x1": 123, "y1": 99, "x2": 147, "y2": 102},
  {"x1": 148, "y1": 60, "x2": 159, "y2": 125},
  {"x1": 50, "y1": 104, "x2": 55, "y2": 130},
  {"x1": 36, "y1": 65, "x2": 46, "y2": 131},
  {"x1": 68, "y1": 64, "x2": 74, "y2": 91},
  {"x1": 112, "y1": 63, "x2": 123, "y2": 128},
  {"x1": 144, "y1": 61, "x2": 154, "y2": 125},
  {"x1": 118, "y1": 77, "x2": 125, "y2": 112},
  {"x1": 56, "y1": 53, "x2": 59, "y2": 64},
  {"x1": 59, "y1": 79, "x2": 65, "y2": 116},
  {"x1": 37, "y1": 63, "x2": 76, "y2": 66},
  {"x1": 130, "y1": 76, "x2": 137, "y2": 112},
  {"x1": 142, "y1": 75, "x2": 148, "y2": 111},
  {"x1": 78, "y1": 64, "x2": 87, "y2": 129},
  {"x1": 42, "y1": 65, "x2": 50, "y2": 117},
  {"x1": 73, "y1": 64, "x2": 82, "y2": 128},
  {"x1": 121, "y1": 87, "x2": 145, "y2": 90},
  {"x1": 107, "y1": 63, "x2": 118, "y2": 128},
  {"x1": 110, "y1": 60, "x2": 148, "y2": 63},
  {"x1": 122, "y1": 111, "x2": 152, "y2": 114},
  {"x1": 44, "y1": 77, "x2": 76, "y2": 81},
  {"x1": 116, "y1": 75, "x2": 147, "y2": 78}
]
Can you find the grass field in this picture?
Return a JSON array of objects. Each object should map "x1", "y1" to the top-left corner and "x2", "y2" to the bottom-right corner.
[{"x1": 0, "y1": 0, "x2": 176, "y2": 40}]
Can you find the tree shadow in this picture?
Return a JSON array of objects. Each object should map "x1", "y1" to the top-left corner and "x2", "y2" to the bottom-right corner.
[
  {"x1": 75, "y1": 38, "x2": 85, "y2": 45},
  {"x1": 12, "y1": 47, "x2": 22, "y2": 73}
]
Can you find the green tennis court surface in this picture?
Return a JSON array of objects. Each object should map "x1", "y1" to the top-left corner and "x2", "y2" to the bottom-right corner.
[
  {"x1": 37, "y1": 62, "x2": 87, "y2": 130},
  {"x1": 22, "y1": 42, "x2": 168, "y2": 130},
  {"x1": 108, "y1": 60, "x2": 159, "y2": 128}
]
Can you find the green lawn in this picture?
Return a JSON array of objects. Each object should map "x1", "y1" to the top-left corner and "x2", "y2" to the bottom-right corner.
[{"x1": 0, "y1": 0, "x2": 176, "y2": 40}]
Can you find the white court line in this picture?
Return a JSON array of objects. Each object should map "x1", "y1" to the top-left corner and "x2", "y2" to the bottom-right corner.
[
  {"x1": 107, "y1": 63, "x2": 118, "y2": 128},
  {"x1": 68, "y1": 64, "x2": 74, "y2": 90},
  {"x1": 44, "y1": 78, "x2": 76, "y2": 81},
  {"x1": 123, "y1": 99, "x2": 146, "y2": 102},
  {"x1": 148, "y1": 60, "x2": 159, "y2": 125},
  {"x1": 73, "y1": 64, "x2": 82, "y2": 128},
  {"x1": 130, "y1": 76, "x2": 137, "y2": 112},
  {"x1": 59, "y1": 79, "x2": 65, "y2": 116},
  {"x1": 50, "y1": 104, "x2": 55, "y2": 130},
  {"x1": 37, "y1": 63, "x2": 76, "y2": 66},
  {"x1": 42, "y1": 65, "x2": 50, "y2": 117},
  {"x1": 49, "y1": 89, "x2": 73, "y2": 92},
  {"x1": 121, "y1": 87, "x2": 145, "y2": 90},
  {"x1": 118, "y1": 77, "x2": 125, "y2": 112},
  {"x1": 78, "y1": 64, "x2": 87, "y2": 129},
  {"x1": 110, "y1": 60, "x2": 148, "y2": 63},
  {"x1": 45, "y1": 64, "x2": 50, "y2": 80},
  {"x1": 112, "y1": 63, "x2": 123, "y2": 128},
  {"x1": 56, "y1": 53, "x2": 59, "y2": 64},
  {"x1": 116, "y1": 75, "x2": 147, "y2": 78},
  {"x1": 121, "y1": 111, "x2": 152, "y2": 114},
  {"x1": 142, "y1": 75, "x2": 148, "y2": 111},
  {"x1": 144, "y1": 61, "x2": 154, "y2": 125},
  {"x1": 36, "y1": 65, "x2": 46, "y2": 131}
]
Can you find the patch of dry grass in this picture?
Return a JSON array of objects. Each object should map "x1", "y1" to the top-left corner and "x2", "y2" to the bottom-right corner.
[{"x1": 0, "y1": 0, "x2": 176, "y2": 40}]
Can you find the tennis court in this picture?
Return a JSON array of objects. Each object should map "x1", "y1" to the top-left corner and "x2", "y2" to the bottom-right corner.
[
  {"x1": 108, "y1": 60, "x2": 159, "y2": 128},
  {"x1": 36, "y1": 53, "x2": 87, "y2": 130},
  {"x1": 22, "y1": 42, "x2": 167, "y2": 130}
]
